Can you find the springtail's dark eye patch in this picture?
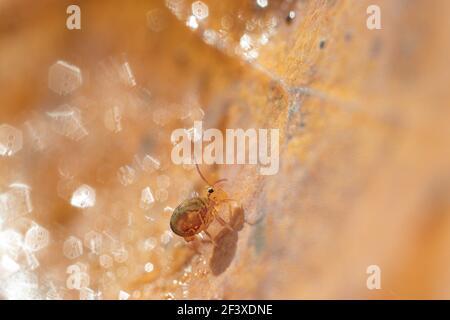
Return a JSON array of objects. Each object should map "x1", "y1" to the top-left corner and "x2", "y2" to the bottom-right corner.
[{"x1": 208, "y1": 188, "x2": 214, "y2": 193}]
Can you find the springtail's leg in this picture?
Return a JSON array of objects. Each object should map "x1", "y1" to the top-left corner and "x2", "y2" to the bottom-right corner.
[{"x1": 203, "y1": 230, "x2": 217, "y2": 247}]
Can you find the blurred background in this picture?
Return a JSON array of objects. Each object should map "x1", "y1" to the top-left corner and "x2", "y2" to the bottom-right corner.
[{"x1": 0, "y1": 0, "x2": 449, "y2": 299}]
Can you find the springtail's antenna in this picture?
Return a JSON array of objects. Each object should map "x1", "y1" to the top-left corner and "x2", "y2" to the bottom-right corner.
[
  {"x1": 212, "y1": 178, "x2": 228, "y2": 186},
  {"x1": 195, "y1": 161, "x2": 212, "y2": 186},
  {"x1": 194, "y1": 157, "x2": 227, "y2": 187}
]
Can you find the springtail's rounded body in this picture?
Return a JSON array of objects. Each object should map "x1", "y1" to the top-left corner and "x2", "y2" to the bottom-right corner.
[
  {"x1": 169, "y1": 163, "x2": 235, "y2": 245},
  {"x1": 170, "y1": 197, "x2": 213, "y2": 237}
]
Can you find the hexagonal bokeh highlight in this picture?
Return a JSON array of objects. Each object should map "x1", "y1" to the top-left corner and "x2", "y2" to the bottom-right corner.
[
  {"x1": 191, "y1": 1, "x2": 208, "y2": 20},
  {"x1": 63, "y1": 236, "x2": 83, "y2": 259},
  {"x1": 24, "y1": 224, "x2": 49, "y2": 252},
  {"x1": 48, "y1": 60, "x2": 83, "y2": 95},
  {"x1": 99, "y1": 254, "x2": 113, "y2": 269},
  {"x1": 70, "y1": 184, "x2": 96, "y2": 208},
  {"x1": 83, "y1": 231, "x2": 102, "y2": 254},
  {"x1": 0, "y1": 229, "x2": 23, "y2": 258},
  {"x1": 0, "y1": 124, "x2": 23, "y2": 157},
  {"x1": 0, "y1": 183, "x2": 33, "y2": 221},
  {"x1": 46, "y1": 104, "x2": 88, "y2": 141},
  {"x1": 146, "y1": 8, "x2": 167, "y2": 32}
]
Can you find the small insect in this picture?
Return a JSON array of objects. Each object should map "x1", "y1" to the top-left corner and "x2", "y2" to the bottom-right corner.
[{"x1": 170, "y1": 163, "x2": 235, "y2": 246}]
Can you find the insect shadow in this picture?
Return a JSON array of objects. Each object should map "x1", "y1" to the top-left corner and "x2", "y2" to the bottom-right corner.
[{"x1": 209, "y1": 205, "x2": 246, "y2": 276}]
